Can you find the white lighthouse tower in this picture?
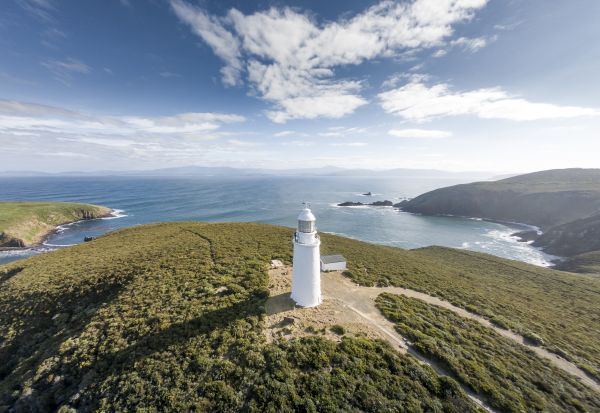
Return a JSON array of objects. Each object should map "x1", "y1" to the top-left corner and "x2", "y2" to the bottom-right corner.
[{"x1": 291, "y1": 204, "x2": 321, "y2": 307}]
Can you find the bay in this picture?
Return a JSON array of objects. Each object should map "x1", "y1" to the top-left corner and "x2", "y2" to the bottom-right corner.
[{"x1": 0, "y1": 176, "x2": 556, "y2": 266}]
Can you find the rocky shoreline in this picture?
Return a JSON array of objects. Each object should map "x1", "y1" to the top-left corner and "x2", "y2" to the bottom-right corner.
[{"x1": 0, "y1": 208, "x2": 114, "y2": 252}]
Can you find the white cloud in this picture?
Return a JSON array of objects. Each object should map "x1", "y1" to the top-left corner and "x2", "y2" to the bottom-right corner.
[
  {"x1": 273, "y1": 130, "x2": 295, "y2": 137},
  {"x1": 43, "y1": 151, "x2": 92, "y2": 158},
  {"x1": 282, "y1": 140, "x2": 315, "y2": 147},
  {"x1": 319, "y1": 126, "x2": 367, "y2": 137},
  {"x1": 0, "y1": 100, "x2": 259, "y2": 170},
  {"x1": 329, "y1": 142, "x2": 367, "y2": 147},
  {"x1": 42, "y1": 57, "x2": 90, "y2": 74},
  {"x1": 389, "y1": 128, "x2": 452, "y2": 138},
  {"x1": 0, "y1": 99, "x2": 245, "y2": 138},
  {"x1": 170, "y1": 0, "x2": 489, "y2": 122},
  {"x1": 432, "y1": 35, "x2": 495, "y2": 58},
  {"x1": 450, "y1": 36, "x2": 491, "y2": 52},
  {"x1": 41, "y1": 57, "x2": 91, "y2": 84},
  {"x1": 379, "y1": 79, "x2": 600, "y2": 122},
  {"x1": 226, "y1": 139, "x2": 261, "y2": 147},
  {"x1": 18, "y1": 0, "x2": 55, "y2": 22},
  {"x1": 171, "y1": 0, "x2": 243, "y2": 86}
]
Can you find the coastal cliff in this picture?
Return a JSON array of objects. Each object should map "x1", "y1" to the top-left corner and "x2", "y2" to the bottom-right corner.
[
  {"x1": 399, "y1": 169, "x2": 600, "y2": 264},
  {"x1": 0, "y1": 201, "x2": 112, "y2": 248}
]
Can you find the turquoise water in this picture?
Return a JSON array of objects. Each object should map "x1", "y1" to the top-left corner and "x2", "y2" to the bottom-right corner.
[{"x1": 0, "y1": 176, "x2": 556, "y2": 266}]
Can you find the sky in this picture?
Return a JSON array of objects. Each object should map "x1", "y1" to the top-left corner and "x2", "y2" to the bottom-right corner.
[{"x1": 1, "y1": 0, "x2": 599, "y2": 173}]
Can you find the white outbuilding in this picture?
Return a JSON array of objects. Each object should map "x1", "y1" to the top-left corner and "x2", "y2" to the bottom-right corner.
[
  {"x1": 320, "y1": 254, "x2": 347, "y2": 272},
  {"x1": 291, "y1": 205, "x2": 321, "y2": 307}
]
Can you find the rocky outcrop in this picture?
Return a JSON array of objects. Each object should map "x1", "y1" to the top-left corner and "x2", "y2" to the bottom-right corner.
[
  {"x1": 0, "y1": 233, "x2": 26, "y2": 248},
  {"x1": 370, "y1": 200, "x2": 393, "y2": 206},
  {"x1": 338, "y1": 201, "x2": 365, "y2": 207},
  {"x1": 512, "y1": 230, "x2": 540, "y2": 243},
  {"x1": 338, "y1": 200, "x2": 394, "y2": 207},
  {"x1": 533, "y1": 214, "x2": 600, "y2": 257}
]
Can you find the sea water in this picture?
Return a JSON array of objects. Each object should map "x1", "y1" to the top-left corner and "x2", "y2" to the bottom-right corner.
[{"x1": 0, "y1": 176, "x2": 557, "y2": 266}]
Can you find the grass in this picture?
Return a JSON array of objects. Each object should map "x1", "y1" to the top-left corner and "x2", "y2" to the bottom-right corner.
[
  {"x1": 376, "y1": 293, "x2": 600, "y2": 412},
  {"x1": 0, "y1": 222, "x2": 479, "y2": 412},
  {"x1": 0, "y1": 201, "x2": 111, "y2": 247},
  {"x1": 557, "y1": 251, "x2": 600, "y2": 275},
  {"x1": 319, "y1": 233, "x2": 600, "y2": 381},
  {"x1": 467, "y1": 168, "x2": 600, "y2": 194},
  {"x1": 1, "y1": 221, "x2": 599, "y2": 411}
]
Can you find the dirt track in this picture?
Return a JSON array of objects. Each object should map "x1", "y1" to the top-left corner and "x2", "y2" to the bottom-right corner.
[{"x1": 265, "y1": 266, "x2": 600, "y2": 395}]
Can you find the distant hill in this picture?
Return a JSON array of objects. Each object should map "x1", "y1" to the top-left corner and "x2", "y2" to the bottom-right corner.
[
  {"x1": 1, "y1": 222, "x2": 599, "y2": 411},
  {"x1": 0, "y1": 201, "x2": 111, "y2": 248},
  {"x1": 0, "y1": 165, "x2": 496, "y2": 180},
  {"x1": 400, "y1": 169, "x2": 600, "y2": 262}
]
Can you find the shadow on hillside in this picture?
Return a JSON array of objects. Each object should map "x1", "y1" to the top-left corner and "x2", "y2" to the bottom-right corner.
[
  {"x1": 0, "y1": 266, "x2": 23, "y2": 285},
  {"x1": 58, "y1": 294, "x2": 263, "y2": 409},
  {"x1": 0, "y1": 274, "x2": 135, "y2": 410}
]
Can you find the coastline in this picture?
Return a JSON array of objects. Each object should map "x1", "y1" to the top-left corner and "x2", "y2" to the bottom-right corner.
[
  {"x1": 0, "y1": 208, "x2": 115, "y2": 253},
  {"x1": 395, "y1": 208, "x2": 561, "y2": 266}
]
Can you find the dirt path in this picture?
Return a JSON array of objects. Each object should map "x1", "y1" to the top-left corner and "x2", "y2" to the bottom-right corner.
[
  {"x1": 327, "y1": 274, "x2": 600, "y2": 393},
  {"x1": 265, "y1": 266, "x2": 600, "y2": 397},
  {"x1": 265, "y1": 267, "x2": 495, "y2": 412}
]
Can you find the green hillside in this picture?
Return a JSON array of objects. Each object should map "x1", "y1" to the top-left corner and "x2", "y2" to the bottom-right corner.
[
  {"x1": 399, "y1": 169, "x2": 600, "y2": 262},
  {"x1": 1, "y1": 222, "x2": 599, "y2": 411},
  {"x1": 556, "y1": 250, "x2": 600, "y2": 275},
  {"x1": 0, "y1": 202, "x2": 112, "y2": 248},
  {"x1": 377, "y1": 293, "x2": 600, "y2": 412}
]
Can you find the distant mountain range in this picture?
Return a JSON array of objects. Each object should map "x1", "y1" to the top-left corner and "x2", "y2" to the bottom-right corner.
[{"x1": 0, "y1": 166, "x2": 498, "y2": 180}]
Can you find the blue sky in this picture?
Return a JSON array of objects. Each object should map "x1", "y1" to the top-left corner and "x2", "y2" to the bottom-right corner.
[{"x1": 1, "y1": 0, "x2": 599, "y2": 172}]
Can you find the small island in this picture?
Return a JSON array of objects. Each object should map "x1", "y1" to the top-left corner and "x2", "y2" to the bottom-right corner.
[
  {"x1": 0, "y1": 201, "x2": 112, "y2": 249},
  {"x1": 338, "y1": 200, "x2": 395, "y2": 207}
]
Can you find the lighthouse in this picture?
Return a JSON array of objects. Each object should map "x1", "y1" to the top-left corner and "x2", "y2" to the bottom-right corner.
[{"x1": 291, "y1": 205, "x2": 322, "y2": 307}]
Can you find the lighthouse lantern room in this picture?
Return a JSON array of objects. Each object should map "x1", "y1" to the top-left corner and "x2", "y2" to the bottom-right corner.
[{"x1": 291, "y1": 205, "x2": 322, "y2": 307}]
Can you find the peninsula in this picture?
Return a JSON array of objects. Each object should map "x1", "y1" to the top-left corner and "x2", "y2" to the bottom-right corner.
[
  {"x1": 0, "y1": 201, "x2": 112, "y2": 249},
  {"x1": 398, "y1": 169, "x2": 600, "y2": 271},
  {"x1": 1, "y1": 222, "x2": 599, "y2": 411}
]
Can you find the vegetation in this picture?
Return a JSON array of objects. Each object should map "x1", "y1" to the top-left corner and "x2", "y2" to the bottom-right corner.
[
  {"x1": 376, "y1": 293, "x2": 600, "y2": 412},
  {"x1": 535, "y1": 213, "x2": 600, "y2": 257},
  {"x1": 320, "y1": 234, "x2": 600, "y2": 381},
  {"x1": 329, "y1": 324, "x2": 345, "y2": 335},
  {"x1": 557, "y1": 251, "x2": 600, "y2": 275},
  {"x1": 399, "y1": 168, "x2": 600, "y2": 259},
  {"x1": 2, "y1": 221, "x2": 599, "y2": 411},
  {"x1": 0, "y1": 201, "x2": 111, "y2": 247},
  {"x1": 0, "y1": 222, "x2": 479, "y2": 412}
]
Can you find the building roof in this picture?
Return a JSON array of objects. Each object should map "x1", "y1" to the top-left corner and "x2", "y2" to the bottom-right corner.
[{"x1": 321, "y1": 254, "x2": 346, "y2": 264}]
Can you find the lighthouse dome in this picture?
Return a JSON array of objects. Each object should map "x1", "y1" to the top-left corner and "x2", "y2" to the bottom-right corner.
[{"x1": 297, "y1": 208, "x2": 316, "y2": 222}]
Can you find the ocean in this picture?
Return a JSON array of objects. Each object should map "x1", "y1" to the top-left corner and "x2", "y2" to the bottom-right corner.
[{"x1": 0, "y1": 175, "x2": 556, "y2": 266}]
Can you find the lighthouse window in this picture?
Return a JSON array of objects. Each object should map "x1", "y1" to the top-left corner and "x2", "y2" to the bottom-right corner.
[{"x1": 298, "y1": 220, "x2": 315, "y2": 233}]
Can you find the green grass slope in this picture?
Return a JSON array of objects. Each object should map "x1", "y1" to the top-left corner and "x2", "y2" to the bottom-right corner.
[
  {"x1": 377, "y1": 293, "x2": 600, "y2": 412},
  {"x1": 0, "y1": 201, "x2": 111, "y2": 247},
  {"x1": 1, "y1": 222, "x2": 599, "y2": 411},
  {"x1": 556, "y1": 250, "x2": 600, "y2": 275},
  {"x1": 0, "y1": 222, "x2": 478, "y2": 412},
  {"x1": 320, "y1": 235, "x2": 600, "y2": 381}
]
